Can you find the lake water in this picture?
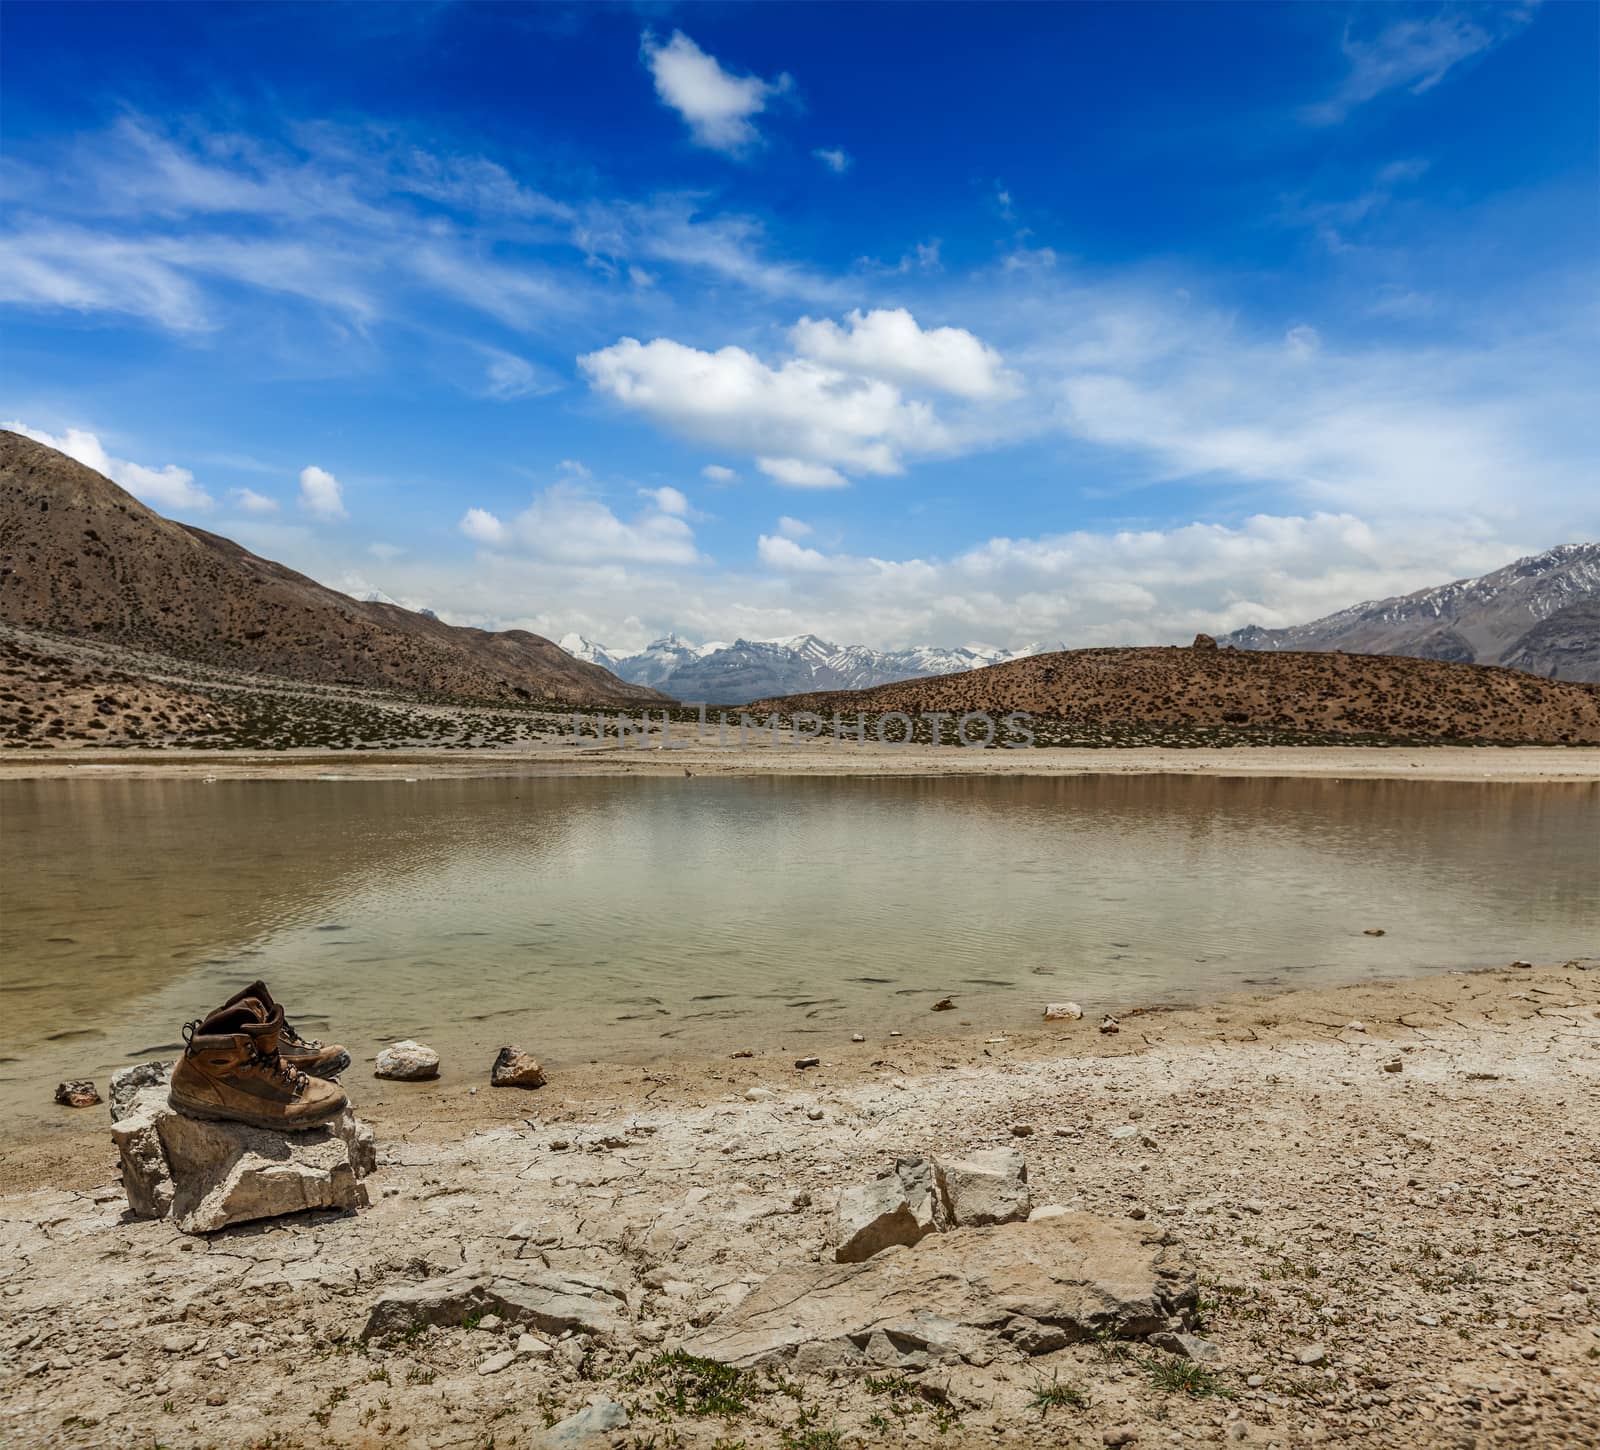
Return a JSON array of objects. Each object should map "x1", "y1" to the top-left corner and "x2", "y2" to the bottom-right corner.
[{"x1": 2, "y1": 773, "x2": 1596, "y2": 1132}]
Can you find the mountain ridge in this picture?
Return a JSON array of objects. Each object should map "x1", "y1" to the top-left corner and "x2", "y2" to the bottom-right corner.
[
  {"x1": 1221, "y1": 544, "x2": 1600, "y2": 681},
  {"x1": 0, "y1": 430, "x2": 662, "y2": 706}
]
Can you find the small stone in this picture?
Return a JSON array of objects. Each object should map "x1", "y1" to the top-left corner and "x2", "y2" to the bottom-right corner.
[
  {"x1": 931, "y1": 997, "x2": 956, "y2": 1012},
  {"x1": 476, "y1": 1314, "x2": 503, "y2": 1332},
  {"x1": 1010, "y1": 1123, "x2": 1034, "y2": 1138},
  {"x1": 731, "y1": 1049, "x2": 754, "y2": 1058},
  {"x1": 1347, "y1": 1021, "x2": 1367, "y2": 1033},
  {"x1": 1151, "y1": 1331, "x2": 1220, "y2": 1362},
  {"x1": 1104, "y1": 1428, "x2": 1138, "y2": 1447},
  {"x1": 851, "y1": 1033, "x2": 865, "y2": 1042},
  {"x1": 1363, "y1": 928, "x2": 1386, "y2": 936},
  {"x1": 1109, "y1": 1125, "x2": 1139, "y2": 1141},
  {"x1": 1510, "y1": 959, "x2": 1532, "y2": 969},
  {"x1": 1128, "y1": 1206, "x2": 1147, "y2": 1220},
  {"x1": 1247, "y1": 1374, "x2": 1266, "y2": 1388},
  {"x1": 544, "y1": 1400, "x2": 629, "y2": 1445},
  {"x1": 374, "y1": 1039, "x2": 440, "y2": 1081},
  {"x1": 491, "y1": 1046, "x2": 546, "y2": 1089},
  {"x1": 517, "y1": 1333, "x2": 551, "y2": 1357},
  {"x1": 1044, "y1": 1001, "x2": 1083, "y2": 1021},
  {"x1": 1382, "y1": 1058, "x2": 1403, "y2": 1073},
  {"x1": 478, "y1": 1349, "x2": 517, "y2": 1375},
  {"x1": 833, "y1": 1156, "x2": 949, "y2": 1262},
  {"x1": 745, "y1": 1087, "x2": 774, "y2": 1101},
  {"x1": 806, "y1": 1107, "x2": 824, "y2": 1121},
  {"x1": 54, "y1": 1080, "x2": 101, "y2": 1108},
  {"x1": 1099, "y1": 1015, "x2": 1120, "y2": 1034},
  {"x1": 1298, "y1": 1344, "x2": 1328, "y2": 1366},
  {"x1": 795, "y1": 1056, "x2": 820, "y2": 1070}
]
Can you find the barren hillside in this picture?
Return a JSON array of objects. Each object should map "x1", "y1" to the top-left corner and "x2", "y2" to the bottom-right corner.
[
  {"x1": 756, "y1": 637, "x2": 1600, "y2": 744},
  {"x1": 0, "y1": 431, "x2": 661, "y2": 707}
]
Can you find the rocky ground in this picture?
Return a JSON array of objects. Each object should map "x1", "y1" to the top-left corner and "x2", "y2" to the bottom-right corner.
[{"x1": 1, "y1": 965, "x2": 1596, "y2": 1449}]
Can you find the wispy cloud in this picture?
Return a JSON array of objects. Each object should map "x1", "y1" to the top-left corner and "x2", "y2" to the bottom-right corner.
[
  {"x1": 1306, "y1": 8, "x2": 1538, "y2": 125},
  {"x1": 813, "y1": 147, "x2": 852, "y2": 174}
]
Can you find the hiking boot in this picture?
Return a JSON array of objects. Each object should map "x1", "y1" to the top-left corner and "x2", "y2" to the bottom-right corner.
[
  {"x1": 214, "y1": 979, "x2": 350, "y2": 1078},
  {"x1": 169, "y1": 998, "x2": 348, "y2": 1131}
]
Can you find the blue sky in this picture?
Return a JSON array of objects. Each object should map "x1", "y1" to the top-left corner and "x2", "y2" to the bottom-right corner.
[{"x1": 2, "y1": 1, "x2": 1594, "y2": 652}]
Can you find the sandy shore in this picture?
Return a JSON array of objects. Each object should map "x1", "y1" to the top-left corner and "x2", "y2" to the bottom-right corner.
[
  {"x1": 4, "y1": 741, "x2": 1600, "y2": 783},
  {"x1": 2, "y1": 963, "x2": 1596, "y2": 1448}
]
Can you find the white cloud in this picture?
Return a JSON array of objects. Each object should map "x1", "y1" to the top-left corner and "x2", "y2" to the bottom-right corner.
[
  {"x1": 230, "y1": 487, "x2": 279, "y2": 514},
  {"x1": 298, "y1": 464, "x2": 348, "y2": 520},
  {"x1": 459, "y1": 507, "x2": 507, "y2": 546},
  {"x1": 702, "y1": 464, "x2": 738, "y2": 483},
  {"x1": 757, "y1": 533, "x2": 837, "y2": 572},
  {"x1": 481, "y1": 348, "x2": 556, "y2": 400},
  {"x1": 789, "y1": 307, "x2": 1018, "y2": 400},
  {"x1": 776, "y1": 515, "x2": 812, "y2": 538},
  {"x1": 757, "y1": 457, "x2": 849, "y2": 489},
  {"x1": 580, "y1": 335, "x2": 948, "y2": 480},
  {"x1": 640, "y1": 30, "x2": 791, "y2": 156},
  {"x1": 3, "y1": 419, "x2": 213, "y2": 511},
  {"x1": 1283, "y1": 325, "x2": 1320, "y2": 362},
  {"x1": 1306, "y1": 12, "x2": 1534, "y2": 125},
  {"x1": 368, "y1": 541, "x2": 405, "y2": 561},
  {"x1": 639, "y1": 484, "x2": 689, "y2": 515},
  {"x1": 459, "y1": 482, "x2": 699, "y2": 565},
  {"x1": 813, "y1": 148, "x2": 852, "y2": 174}
]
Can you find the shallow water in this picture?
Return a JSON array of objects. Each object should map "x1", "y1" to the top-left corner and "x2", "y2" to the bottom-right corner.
[{"x1": 2, "y1": 773, "x2": 1596, "y2": 1129}]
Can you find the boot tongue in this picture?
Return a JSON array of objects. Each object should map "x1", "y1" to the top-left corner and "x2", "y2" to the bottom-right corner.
[{"x1": 242, "y1": 1002, "x2": 287, "y2": 1057}]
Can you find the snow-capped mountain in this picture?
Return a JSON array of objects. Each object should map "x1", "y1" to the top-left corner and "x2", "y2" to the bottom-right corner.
[
  {"x1": 559, "y1": 633, "x2": 1066, "y2": 703},
  {"x1": 1221, "y1": 543, "x2": 1600, "y2": 681}
]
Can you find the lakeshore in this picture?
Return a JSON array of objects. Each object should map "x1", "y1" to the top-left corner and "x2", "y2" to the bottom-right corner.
[
  {"x1": 1, "y1": 963, "x2": 1597, "y2": 1448},
  {"x1": 5, "y1": 741, "x2": 1600, "y2": 782}
]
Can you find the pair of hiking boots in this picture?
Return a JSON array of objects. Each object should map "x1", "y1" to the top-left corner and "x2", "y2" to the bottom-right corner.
[{"x1": 168, "y1": 981, "x2": 351, "y2": 1131}]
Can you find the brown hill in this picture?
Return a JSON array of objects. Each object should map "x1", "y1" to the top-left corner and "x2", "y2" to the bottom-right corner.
[
  {"x1": 755, "y1": 637, "x2": 1600, "y2": 744},
  {"x1": 0, "y1": 430, "x2": 661, "y2": 706}
]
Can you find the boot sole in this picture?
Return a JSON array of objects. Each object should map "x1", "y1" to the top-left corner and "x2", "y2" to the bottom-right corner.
[
  {"x1": 295, "y1": 1051, "x2": 352, "y2": 1080},
  {"x1": 167, "y1": 1095, "x2": 347, "y2": 1132}
]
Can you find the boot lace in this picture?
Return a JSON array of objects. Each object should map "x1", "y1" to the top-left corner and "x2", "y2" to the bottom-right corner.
[
  {"x1": 280, "y1": 1020, "x2": 320, "y2": 1050},
  {"x1": 249, "y1": 1045, "x2": 309, "y2": 1095}
]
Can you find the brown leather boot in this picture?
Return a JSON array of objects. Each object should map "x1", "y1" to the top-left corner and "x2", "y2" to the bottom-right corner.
[
  {"x1": 169, "y1": 998, "x2": 348, "y2": 1131},
  {"x1": 214, "y1": 980, "x2": 350, "y2": 1079}
]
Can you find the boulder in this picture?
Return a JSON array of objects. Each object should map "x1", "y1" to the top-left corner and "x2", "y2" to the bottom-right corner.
[
  {"x1": 833, "y1": 1157, "x2": 949, "y2": 1263},
  {"x1": 1192, "y1": 633, "x2": 1218, "y2": 650},
  {"x1": 685, "y1": 1212, "x2": 1198, "y2": 1370},
  {"x1": 939, "y1": 1147, "x2": 1031, "y2": 1227},
  {"x1": 54, "y1": 1080, "x2": 101, "y2": 1108},
  {"x1": 109, "y1": 1060, "x2": 174, "y2": 1122},
  {"x1": 374, "y1": 1040, "x2": 440, "y2": 1081},
  {"x1": 361, "y1": 1266, "x2": 629, "y2": 1341},
  {"x1": 491, "y1": 1046, "x2": 547, "y2": 1089},
  {"x1": 109, "y1": 1068, "x2": 375, "y2": 1234}
]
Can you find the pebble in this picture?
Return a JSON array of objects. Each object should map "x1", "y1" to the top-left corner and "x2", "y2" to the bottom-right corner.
[
  {"x1": 373, "y1": 1040, "x2": 440, "y2": 1081},
  {"x1": 1104, "y1": 1429, "x2": 1138, "y2": 1447},
  {"x1": 1100, "y1": 1015, "x2": 1120, "y2": 1034},
  {"x1": 931, "y1": 997, "x2": 956, "y2": 1011},
  {"x1": 1382, "y1": 1059, "x2": 1403, "y2": 1073},
  {"x1": 478, "y1": 1349, "x2": 517, "y2": 1375},
  {"x1": 744, "y1": 1087, "x2": 775, "y2": 1102},
  {"x1": 806, "y1": 1107, "x2": 824, "y2": 1121},
  {"x1": 850, "y1": 1034, "x2": 865, "y2": 1043},
  {"x1": 1010, "y1": 1124, "x2": 1034, "y2": 1137},
  {"x1": 794, "y1": 1057, "x2": 820, "y2": 1070},
  {"x1": 1299, "y1": 1345, "x2": 1328, "y2": 1366},
  {"x1": 1044, "y1": 1001, "x2": 1083, "y2": 1021}
]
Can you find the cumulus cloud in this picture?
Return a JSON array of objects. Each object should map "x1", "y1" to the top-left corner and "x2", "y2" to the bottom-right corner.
[
  {"x1": 580, "y1": 334, "x2": 948, "y2": 480},
  {"x1": 813, "y1": 148, "x2": 852, "y2": 174},
  {"x1": 459, "y1": 506, "x2": 508, "y2": 545},
  {"x1": 458, "y1": 481, "x2": 698, "y2": 565},
  {"x1": 640, "y1": 30, "x2": 792, "y2": 156},
  {"x1": 298, "y1": 464, "x2": 348, "y2": 520},
  {"x1": 789, "y1": 307, "x2": 1018, "y2": 400},
  {"x1": 702, "y1": 464, "x2": 738, "y2": 483},
  {"x1": 776, "y1": 515, "x2": 812, "y2": 538},
  {"x1": 639, "y1": 484, "x2": 689, "y2": 515},
  {"x1": 3, "y1": 419, "x2": 212, "y2": 511},
  {"x1": 230, "y1": 487, "x2": 278, "y2": 514},
  {"x1": 757, "y1": 533, "x2": 837, "y2": 571}
]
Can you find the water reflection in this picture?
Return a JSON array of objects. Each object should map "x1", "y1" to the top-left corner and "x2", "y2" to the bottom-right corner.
[{"x1": 2, "y1": 774, "x2": 1595, "y2": 1126}]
